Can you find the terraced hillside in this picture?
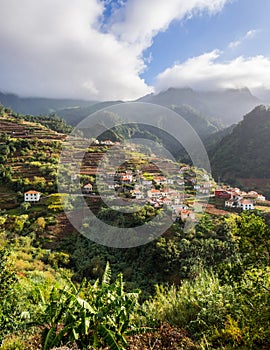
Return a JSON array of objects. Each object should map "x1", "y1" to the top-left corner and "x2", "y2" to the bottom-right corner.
[
  {"x1": 0, "y1": 117, "x2": 66, "y2": 140},
  {"x1": 0, "y1": 108, "x2": 116, "y2": 207},
  {"x1": 0, "y1": 110, "x2": 68, "y2": 203}
]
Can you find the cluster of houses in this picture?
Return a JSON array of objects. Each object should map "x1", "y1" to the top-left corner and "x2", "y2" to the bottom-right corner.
[
  {"x1": 23, "y1": 166, "x2": 266, "y2": 218},
  {"x1": 215, "y1": 187, "x2": 265, "y2": 211},
  {"x1": 92, "y1": 139, "x2": 118, "y2": 146},
  {"x1": 82, "y1": 166, "x2": 209, "y2": 222}
]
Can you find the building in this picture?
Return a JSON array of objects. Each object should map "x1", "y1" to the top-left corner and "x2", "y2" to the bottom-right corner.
[
  {"x1": 24, "y1": 190, "x2": 41, "y2": 202},
  {"x1": 82, "y1": 183, "x2": 93, "y2": 193},
  {"x1": 225, "y1": 198, "x2": 254, "y2": 211},
  {"x1": 120, "y1": 174, "x2": 133, "y2": 183},
  {"x1": 153, "y1": 176, "x2": 167, "y2": 185},
  {"x1": 142, "y1": 179, "x2": 153, "y2": 188},
  {"x1": 101, "y1": 140, "x2": 114, "y2": 145},
  {"x1": 180, "y1": 209, "x2": 196, "y2": 222},
  {"x1": 215, "y1": 189, "x2": 231, "y2": 199},
  {"x1": 257, "y1": 194, "x2": 266, "y2": 201},
  {"x1": 225, "y1": 199, "x2": 237, "y2": 208},
  {"x1": 131, "y1": 189, "x2": 144, "y2": 200},
  {"x1": 239, "y1": 199, "x2": 254, "y2": 210},
  {"x1": 147, "y1": 189, "x2": 161, "y2": 199}
]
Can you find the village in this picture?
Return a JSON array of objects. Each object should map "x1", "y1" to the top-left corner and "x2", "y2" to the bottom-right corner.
[{"x1": 21, "y1": 139, "x2": 267, "y2": 224}]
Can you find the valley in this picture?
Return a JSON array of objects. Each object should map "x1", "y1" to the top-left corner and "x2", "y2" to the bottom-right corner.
[{"x1": 0, "y1": 102, "x2": 269, "y2": 349}]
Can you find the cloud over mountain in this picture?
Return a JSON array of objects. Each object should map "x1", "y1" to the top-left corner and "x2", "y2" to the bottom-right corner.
[
  {"x1": 155, "y1": 50, "x2": 270, "y2": 98},
  {"x1": 0, "y1": 0, "x2": 230, "y2": 100}
]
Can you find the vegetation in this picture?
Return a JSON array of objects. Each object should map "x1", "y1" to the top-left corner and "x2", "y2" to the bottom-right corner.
[
  {"x1": 0, "y1": 207, "x2": 269, "y2": 349},
  {"x1": 0, "y1": 104, "x2": 269, "y2": 349},
  {"x1": 211, "y1": 105, "x2": 270, "y2": 196}
]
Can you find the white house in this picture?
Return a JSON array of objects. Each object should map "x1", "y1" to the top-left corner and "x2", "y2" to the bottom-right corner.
[
  {"x1": 225, "y1": 198, "x2": 254, "y2": 210},
  {"x1": 120, "y1": 174, "x2": 133, "y2": 183},
  {"x1": 160, "y1": 197, "x2": 172, "y2": 206},
  {"x1": 142, "y1": 179, "x2": 153, "y2": 188},
  {"x1": 238, "y1": 199, "x2": 254, "y2": 210},
  {"x1": 24, "y1": 190, "x2": 41, "y2": 202},
  {"x1": 160, "y1": 189, "x2": 171, "y2": 198},
  {"x1": 180, "y1": 209, "x2": 196, "y2": 222},
  {"x1": 147, "y1": 189, "x2": 161, "y2": 199},
  {"x1": 131, "y1": 189, "x2": 144, "y2": 200},
  {"x1": 167, "y1": 178, "x2": 174, "y2": 185},
  {"x1": 225, "y1": 199, "x2": 235, "y2": 208},
  {"x1": 153, "y1": 176, "x2": 167, "y2": 185},
  {"x1": 101, "y1": 140, "x2": 114, "y2": 145},
  {"x1": 257, "y1": 194, "x2": 266, "y2": 201},
  {"x1": 82, "y1": 183, "x2": 93, "y2": 193}
]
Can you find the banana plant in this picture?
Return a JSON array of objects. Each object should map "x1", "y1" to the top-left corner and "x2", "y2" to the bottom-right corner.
[{"x1": 39, "y1": 262, "x2": 140, "y2": 349}]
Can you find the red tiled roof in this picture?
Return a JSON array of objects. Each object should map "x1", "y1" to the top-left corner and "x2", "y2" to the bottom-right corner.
[
  {"x1": 84, "y1": 183, "x2": 92, "y2": 188},
  {"x1": 25, "y1": 190, "x2": 40, "y2": 195},
  {"x1": 240, "y1": 199, "x2": 253, "y2": 204}
]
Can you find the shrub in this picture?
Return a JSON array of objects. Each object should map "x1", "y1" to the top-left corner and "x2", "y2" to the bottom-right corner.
[
  {"x1": 0, "y1": 248, "x2": 22, "y2": 343},
  {"x1": 143, "y1": 269, "x2": 270, "y2": 347}
]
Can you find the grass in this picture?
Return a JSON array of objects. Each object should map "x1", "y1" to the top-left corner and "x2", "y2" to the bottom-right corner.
[{"x1": 255, "y1": 205, "x2": 270, "y2": 213}]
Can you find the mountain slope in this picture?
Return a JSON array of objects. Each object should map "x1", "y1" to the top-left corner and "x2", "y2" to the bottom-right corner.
[
  {"x1": 0, "y1": 92, "x2": 96, "y2": 116},
  {"x1": 210, "y1": 105, "x2": 270, "y2": 195},
  {"x1": 170, "y1": 104, "x2": 222, "y2": 138},
  {"x1": 57, "y1": 100, "x2": 123, "y2": 126},
  {"x1": 200, "y1": 88, "x2": 261, "y2": 125},
  {"x1": 138, "y1": 87, "x2": 261, "y2": 126}
]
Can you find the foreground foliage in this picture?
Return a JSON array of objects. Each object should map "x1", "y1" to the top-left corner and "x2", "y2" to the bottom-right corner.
[
  {"x1": 37, "y1": 263, "x2": 140, "y2": 350},
  {"x1": 0, "y1": 212, "x2": 270, "y2": 349}
]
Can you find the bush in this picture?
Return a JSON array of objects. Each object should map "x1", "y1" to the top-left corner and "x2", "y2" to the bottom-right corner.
[
  {"x1": 143, "y1": 269, "x2": 270, "y2": 348},
  {"x1": 0, "y1": 248, "x2": 22, "y2": 343}
]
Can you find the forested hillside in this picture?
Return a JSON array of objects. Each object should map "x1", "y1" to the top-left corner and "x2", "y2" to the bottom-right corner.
[
  {"x1": 0, "y1": 105, "x2": 269, "y2": 349},
  {"x1": 211, "y1": 105, "x2": 270, "y2": 196}
]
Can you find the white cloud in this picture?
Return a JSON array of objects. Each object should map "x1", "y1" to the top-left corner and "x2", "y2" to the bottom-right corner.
[
  {"x1": 228, "y1": 40, "x2": 241, "y2": 49},
  {"x1": 228, "y1": 28, "x2": 260, "y2": 49},
  {"x1": 109, "y1": 0, "x2": 230, "y2": 48},
  {"x1": 155, "y1": 50, "x2": 270, "y2": 94},
  {"x1": 0, "y1": 0, "x2": 152, "y2": 100},
  {"x1": 0, "y1": 0, "x2": 231, "y2": 100}
]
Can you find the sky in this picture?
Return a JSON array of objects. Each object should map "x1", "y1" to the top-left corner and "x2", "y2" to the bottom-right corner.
[{"x1": 0, "y1": 0, "x2": 270, "y2": 101}]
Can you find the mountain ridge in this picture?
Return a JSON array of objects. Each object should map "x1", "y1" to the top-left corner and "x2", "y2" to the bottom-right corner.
[
  {"x1": 210, "y1": 105, "x2": 270, "y2": 196},
  {"x1": 0, "y1": 86, "x2": 264, "y2": 127}
]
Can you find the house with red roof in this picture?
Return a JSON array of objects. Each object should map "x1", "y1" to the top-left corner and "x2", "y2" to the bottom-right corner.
[
  {"x1": 239, "y1": 199, "x2": 254, "y2": 210},
  {"x1": 131, "y1": 189, "x2": 144, "y2": 200},
  {"x1": 82, "y1": 183, "x2": 93, "y2": 194},
  {"x1": 147, "y1": 189, "x2": 161, "y2": 199},
  {"x1": 180, "y1": 209, "x2": 196, "y2": 222},
  {"x1": 24, "y1": 190, "x2": 41, "y2": 202},
  {"x1": 215, "y1": 189, "x2": 231, "y2": 199},
  {"x1": 120, "y1": 174, "x2": 133, "y2": 183}
]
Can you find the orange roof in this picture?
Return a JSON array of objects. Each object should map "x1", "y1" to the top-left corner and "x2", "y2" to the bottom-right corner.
[
  {"x1": 25, "y1": 190, "x2": 40, "y2": 195},
  {"x1": 240, "y1": 199, "x2": 253, "y2": 204},
  {"x1": 181, "y1": 209, "x2": 193, "y2": 215},
  {"x1": 150, "y1": 189, "x2": 160, "y2": 193}
]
